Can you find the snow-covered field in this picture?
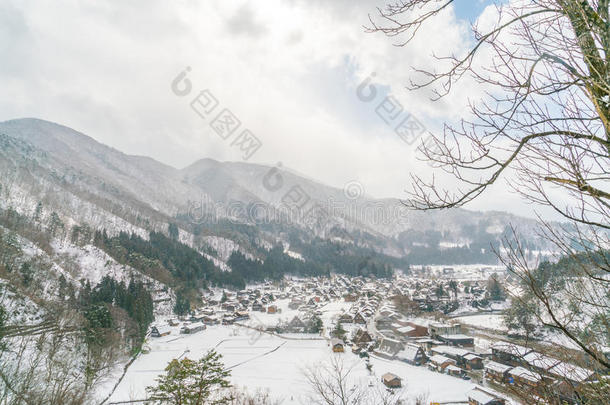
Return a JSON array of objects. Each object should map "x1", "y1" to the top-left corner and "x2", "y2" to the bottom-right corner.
[
  {"x1": 98, "y1": 299, "x2": 492, "y2": 404},
  {"x1": 455, "y1": 314, "x2": 508, "y2": 331},
  {"x1": 101, "y1": 325, "x2": 481, "y2": 404}
]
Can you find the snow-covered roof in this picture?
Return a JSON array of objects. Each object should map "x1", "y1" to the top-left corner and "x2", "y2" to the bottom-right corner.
[
  {"x1": 446, "y1": 365, "x2": 463, "y2": 373},
  {"x1": 152, "y1": 325, "x2": 171, "y2": 334},
  {"x1": 468, "y1": 388, "x2": 499, "y2": 404},
  {"x1": 429, "y1": 354, "x2": 453, "y2": 365},
  {"x1": 491, "y1": 341, "x2": 532, "y2": 357},
  {"x1": 508, "y1": 366, "x2": 541, "y2": 383},
  {"x1": 484, "y1": 361, "x2": 513, "y2": 374},
  {"x1": 440, "y1": 334, "x2": 473, "y2": 340},
  {"x1": 396, "y1": 326, "x2": 415, "y2": 334},
  {"x1": 523, "y1": 351, "x2": 561, "y2": 370},
  {"x1": 396, "y1": 344, "x2": 421, "y2": 361},
  {"x1": 432, "y1": 345, "x2": 471, "y2": 358},
  {"x1": 548, "y1": 362, "x2": 595, "y2": 383}
]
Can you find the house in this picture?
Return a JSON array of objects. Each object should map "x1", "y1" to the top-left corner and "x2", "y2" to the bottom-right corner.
[
  {"x1": 439, "y1": 334, "x2": 474, "y2": 347},
  {"x1": 507, "y1": 366, "x2": 542, "y2": 388},
  {"x1": 484, "y1": 361, "x2": 513, "y2": 383},
  {"x1": 151, "y1": 325, "x2": 171, "y2": 337},
  {"x1": 375, "y1": 338, "x2": 404, "y2": 359},
  {"x1": 396, "y1": 343, "x2": 426, "y2": 366},
  {"x1": 404, "y1": 319, "x2": 431, "y2": 337},
  {"x1": 491, "y1": 341, "x2": 533, "y2": 366},
  {"x1": 234, "y1": 311, "x2": 250, "y2": 321},
  {"x1": 202, "y1": 315, "x2": 219, "y2": 325},
  {"x1": 413, "y1": 337, "x2": 441, "y2": 351},
  {"x1": 331, "y1": 338, "x2": 344, "y2": 353},
  {"x1": 287, "y1": 316, "x2": 307, "y2": 333},
  {"x1": 189, "y1": 313, "x2": 205, "y2": 323},
  {"x1": 267, "y1": 305, "x2": 277, "y2": 314},
  {"x1": 428, "y1": 322, "x2": 461, "y2": 338},
  {"x1": 338, "y1": 313, "x2": 353, "y2": 323},
  {"x1": 464, "y1": 353, "x2": 484, "y2": 370},
  {"x1": 180, "y1": 322, "x2": 206, "y2": 334},
  {"x1": 428, "y1": 354, "x2": 456, "y2": 372},
  {"x1": 431, "y1": 345, "x2": 471, "y2": 366},
  {"x1": 522, "y1": 351, "x2": 560, "y2": 374},
  {"x1": 381, "y1": 373, "x2": 402, "y2": 388},
  {"x1": 222, "y1": 316, "x2": 235, "y2": 325},
  {"x1": 395, "y1": 325, "x2": 416, "y2": 337},
  {"x1": 468, "y1": 387, "x2": 506, "y2": 405},
  {"x1": 547, "y1": 362, "x2": 596, "y2": 385},
  {"x1": 352, "y1": 329, "x2": 373, "y2": 346},
  {"x1": 353, "y1": 312, "x2": 367, "y2": 324},
  {"x1": 446, "y1": 364, "x2": 464, "y2": 377}
]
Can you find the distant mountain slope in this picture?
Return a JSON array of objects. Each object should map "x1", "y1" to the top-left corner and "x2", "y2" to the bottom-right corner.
[{"x1": 0, "y1": 118, "x2": 555, "y2": 268}]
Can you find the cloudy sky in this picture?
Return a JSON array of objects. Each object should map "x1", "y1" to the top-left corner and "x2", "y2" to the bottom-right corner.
[{"x1": 1, "y1": 0, "x2": 548, "y2": 218}]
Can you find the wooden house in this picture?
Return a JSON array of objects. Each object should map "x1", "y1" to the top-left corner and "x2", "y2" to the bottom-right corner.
[
  {"x1": 507, "y1": 366, "x2": 542, "y2": 389},
  {"x1": 375, "y1": 338, "x2": 404, "y2": 359},
  {"x1": 428, "y1": 354, "x2": 456, "y2": 372},
  {"x1": 151, "y1": 325, "x2": 171, "y2": 337},
  {"x1": 396, "y1": 343, "x2": 426, "y2": 366},
  {"x1": 439, "y1": 333, "x2": 474, "y2": 347},
  {"x1": 331, "y1": 338, "x2": 344, "y2": 353},
  {"x1": 180, "y1": 322, "x2": 206, "y2": 334},
  {"x1": 491, "y1": 341, "x2": 533, "y2": 366},
  {"x1": 352, "y1": 329, "x2": 373, "y2": 346},
  {"x1": 464, "y1": 353, "x2": 484, "y2": 370},
  {"x1": 353, "y1": 312, "x2": 367, "y2": 324},
  {"x1": 338, "y1": 313, "x2": 353, "y2": 324},
  {"x1": 484, "y1": 361, "x2": 513, "y2": 383},
  {"x1": 381, "y1": 373, "x2": 402, "y2": 388},
  {"x1": 287, "y1": 316, "x2": 306, "y2": 333},
  {"x1": 468, "y1": 387, "x2": 506, "y2": 405}
]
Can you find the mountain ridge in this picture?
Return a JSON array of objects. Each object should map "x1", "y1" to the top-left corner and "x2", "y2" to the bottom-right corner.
[{"x1": 0, "y1": 118, "x2": 556, "y2": 264}]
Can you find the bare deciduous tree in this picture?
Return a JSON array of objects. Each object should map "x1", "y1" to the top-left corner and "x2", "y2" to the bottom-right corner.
[
  {"x1": 304, "y1": 356, "x2": 367, "y2": 405},
  {"x1": 368, "y1": 0, "x2": 609, "y2": 402},
  {"x1": 304, "y1": 356, "x2": 407, "y2": 405}
]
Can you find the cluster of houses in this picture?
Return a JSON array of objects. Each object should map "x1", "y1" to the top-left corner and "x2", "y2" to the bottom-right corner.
[
  {"x1": 386, "y1": 274, "x2": 506, "y2": 314},
  {"x1": 146, "y1": 274, "x2": 601, "y2": 404},
  {"x1": 341, "y1": 313, "x2": 480, "y2": 380},
  {"x1": 150, "y1": 276, "x2": 369, "y2": 339},
  {"x1": 484, "y1": 341, "x2": 598, "y2": 403}
]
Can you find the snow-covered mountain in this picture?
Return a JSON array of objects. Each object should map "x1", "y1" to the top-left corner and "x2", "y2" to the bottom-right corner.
[
  {"x1": 0, "y1": 117, "x2": 553, "y2": 269},
  {"x1": 0, "y1": 116, "x2": 563, "y2": 351}
]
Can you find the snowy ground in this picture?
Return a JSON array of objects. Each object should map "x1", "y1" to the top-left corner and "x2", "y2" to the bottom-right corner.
[
  {"x1": 98, "y1": 299, "x2": 498, "y2": 404},
  {"x1": 101, "y1": 325, "x2": 483, "y2": 404},
  {"x1": 416, "y1": 264, "x2": 506, "y2": 280},
  {"x1": 455, "y1": 314, "x2": 508, "y2": 331}
]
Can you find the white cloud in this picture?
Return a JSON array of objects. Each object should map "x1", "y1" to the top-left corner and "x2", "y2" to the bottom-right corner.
[{"x1": 0, "y1": 0, "x2": 548, "y2": 218}]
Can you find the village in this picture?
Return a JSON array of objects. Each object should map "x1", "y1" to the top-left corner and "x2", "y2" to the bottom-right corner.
[{"x1": 107, "y1": 267, "x2": 601, "y2": 405}]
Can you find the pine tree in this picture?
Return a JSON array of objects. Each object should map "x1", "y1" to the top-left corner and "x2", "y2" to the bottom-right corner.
[
  {"x1": 174, "y1": 290, "x2": 190, "y2": 316},
  {"x1": 448, "y1": 280, "x2": 458, "y2": 300},
  {"x1": 487, "y1": 275, "x2": 505, "y2": 301},
  {"x1": 33, "y1": 201, "x2": 43, "y2": 223},
  {"x1": 168, "y1": 223, "x2": 179, "y2": 241},
  {"x1": 47, "y1": 212, "x2": 64, "y2": 237},
  {"x1": 331, "y1": 321, "x2": 346, "y2": 339},
  {"x1": 146, "y1": 350, "x2": 232, "y2": 404},
  {"x1": 19, "y1": 262, "x2": 33, "y2": 287}
]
